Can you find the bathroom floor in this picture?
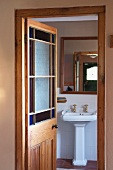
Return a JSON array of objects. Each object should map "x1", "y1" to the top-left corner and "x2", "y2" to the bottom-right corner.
[{"x1": 57, "y1": 159, "x2": 97, "y2": 169}]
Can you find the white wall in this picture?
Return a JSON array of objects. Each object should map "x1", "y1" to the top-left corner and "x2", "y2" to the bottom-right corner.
[{"x1": 57, "y1": 88, "x2": 97, "y2": 160}]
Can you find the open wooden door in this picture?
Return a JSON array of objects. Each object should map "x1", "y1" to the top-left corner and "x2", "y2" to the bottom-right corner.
[{"x1": 25, "y1": 19, "x2": 57, "y2": 170}]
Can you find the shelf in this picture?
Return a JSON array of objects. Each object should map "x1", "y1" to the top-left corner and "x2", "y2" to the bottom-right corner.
[
  {"x1": 57, "y1": 100, "x2": 67, "y2": 103},
  {"x1": 57, "y1": 97, "x2": 67, "y2": 103}
]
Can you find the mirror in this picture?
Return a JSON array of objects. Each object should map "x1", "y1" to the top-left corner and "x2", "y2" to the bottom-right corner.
[{"x1": 60, "y1": 37, "x2": 98, "y2": 94}]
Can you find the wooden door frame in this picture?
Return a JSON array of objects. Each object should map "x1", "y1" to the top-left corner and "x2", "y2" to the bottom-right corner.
[{"x1": 15, "y1": 6, "x2": 105, "y2": 170}]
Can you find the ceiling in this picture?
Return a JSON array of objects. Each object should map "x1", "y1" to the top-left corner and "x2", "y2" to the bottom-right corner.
[{"x1": 33, "y1": 15, "x2": 98, "y2": 22}]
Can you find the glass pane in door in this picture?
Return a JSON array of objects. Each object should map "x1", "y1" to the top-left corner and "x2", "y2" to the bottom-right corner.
[
  {"x1": 34, "y1": 41, "x2": 50, "y2": 76},
  {"x1": 34, "y1": 78, "x2": 50, "y2": 112}
]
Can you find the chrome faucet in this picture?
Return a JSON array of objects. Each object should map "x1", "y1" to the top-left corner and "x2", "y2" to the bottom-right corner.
[
  {"x1": 84, "y1": 104, "x2": 88, "y2": 112},
  {"x1": 73, "y1": 104, "x2": 77, "y2": 112}
]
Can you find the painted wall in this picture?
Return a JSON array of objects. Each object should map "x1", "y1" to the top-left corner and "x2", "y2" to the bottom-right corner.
[{"x1": 0, "y1": 1, "x2": 113, "y2": 169}]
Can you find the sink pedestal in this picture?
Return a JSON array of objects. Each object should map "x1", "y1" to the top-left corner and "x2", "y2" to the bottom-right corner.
[
  {"x1": 72, "y1": 123, "x2": 87, "y2": 166},
  {"x1": 61, "y1": 109, "x2": 97, "y2": 166}
]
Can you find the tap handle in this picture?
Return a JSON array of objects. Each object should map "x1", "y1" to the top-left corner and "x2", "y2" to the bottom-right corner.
[
  {"x1": 73, "y1": 104, "x2": 77, "y2": 112},
  {"x1": 84, "y1": 104, "x2": 88, "y2": 112}
]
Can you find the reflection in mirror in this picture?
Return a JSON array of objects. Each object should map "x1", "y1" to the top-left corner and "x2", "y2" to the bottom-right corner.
[
  {"x1": 74, "y1": 51, "x2": 98, "y2": 92},
  {"x1": 61, "y1": 37, "x2": 98, "y2": 94}
]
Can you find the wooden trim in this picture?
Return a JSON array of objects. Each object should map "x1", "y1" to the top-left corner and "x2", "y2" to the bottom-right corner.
[
  {"x1": 15, "y1": 6, "x2": 105, "y2": 170},
  {"x1": 98, "y1": 12, "x2": 105, "y2": 170},
  {"x1": 73, "y1": 54, "x2": 76, "y2": 91},
  {"x1": 15, "y1": 17, "x2": 25, "y2": 170},
  {"x1": 50, "y1": 34, "x2": 52, "y2": 118},
  {"x1": 61, "y1": 91, "x2": 97, "y2": 95},
  {"x1": 28, "y1": 19, "x2": 57, "y2": 34},
  {"x1": 61, "y1": 36, "x2": 98, "y2": 40},
  {"x1": 25, "y1": 19, "x2": 30, "y2": 170},
  {"x1": 55, "y1": 29, "x2": 58, "y2": 120},
  {"x1": 60, "y1": 37, "x2": 64, "y2": 93},
  {"x1": 29, "y1": 38, "x2": 55, "y2": 45},
  {"x1": 74, "y1": 51, "x2": 98, "y2": 55},
  {"x1": 15, "y1": 6, "x2": 105, "y2": 18},
  {"x1": 110, "y1": 35, "x2": 113, "y2": 48},
  {"x1": 64, "y1": 81, "x2": 74, "y2": 86}
]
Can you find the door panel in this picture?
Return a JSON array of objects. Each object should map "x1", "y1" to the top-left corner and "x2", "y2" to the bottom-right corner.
[
  {"x1": 30, "y1": 119, "x2": 56, "y2": 147},
  {"x1": 25, "y1": 19, "x2": 57, "y2": 170},
  {"x1": 30, "y1": 146, "x2": 40, "y2": 170},
  {"x1": 30, "y1": 120, "x2": 57, "y2": 170},
  {"x1": 30, "y1": 130, "x2": 56, "y2": 170}
]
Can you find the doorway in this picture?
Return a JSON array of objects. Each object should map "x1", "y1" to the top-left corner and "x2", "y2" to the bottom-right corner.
[{"x1": 15, "y1": 6, "x2": 105, "y2": 170}]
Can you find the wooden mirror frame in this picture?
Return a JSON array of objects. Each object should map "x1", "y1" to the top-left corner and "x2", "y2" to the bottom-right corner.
[
  {"x1": 15, "y1": 6, "x2": 105, "y2": 170},
  {"x1": 60, "y1": 36, "x2": 98, "y2": 94}
]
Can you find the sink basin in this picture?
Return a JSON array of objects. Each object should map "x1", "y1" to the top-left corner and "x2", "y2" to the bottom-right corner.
[
  {"x1": 61, "y1": 109, "x2": 97, "y2": 166},
  {"x1": 62, "y1": 109, "x2": 97, "y2": 123}
]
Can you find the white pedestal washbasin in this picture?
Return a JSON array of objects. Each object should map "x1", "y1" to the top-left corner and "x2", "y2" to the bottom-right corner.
[{"x1": 61, "y1": 109, "x2": 97, "y2": 166}]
